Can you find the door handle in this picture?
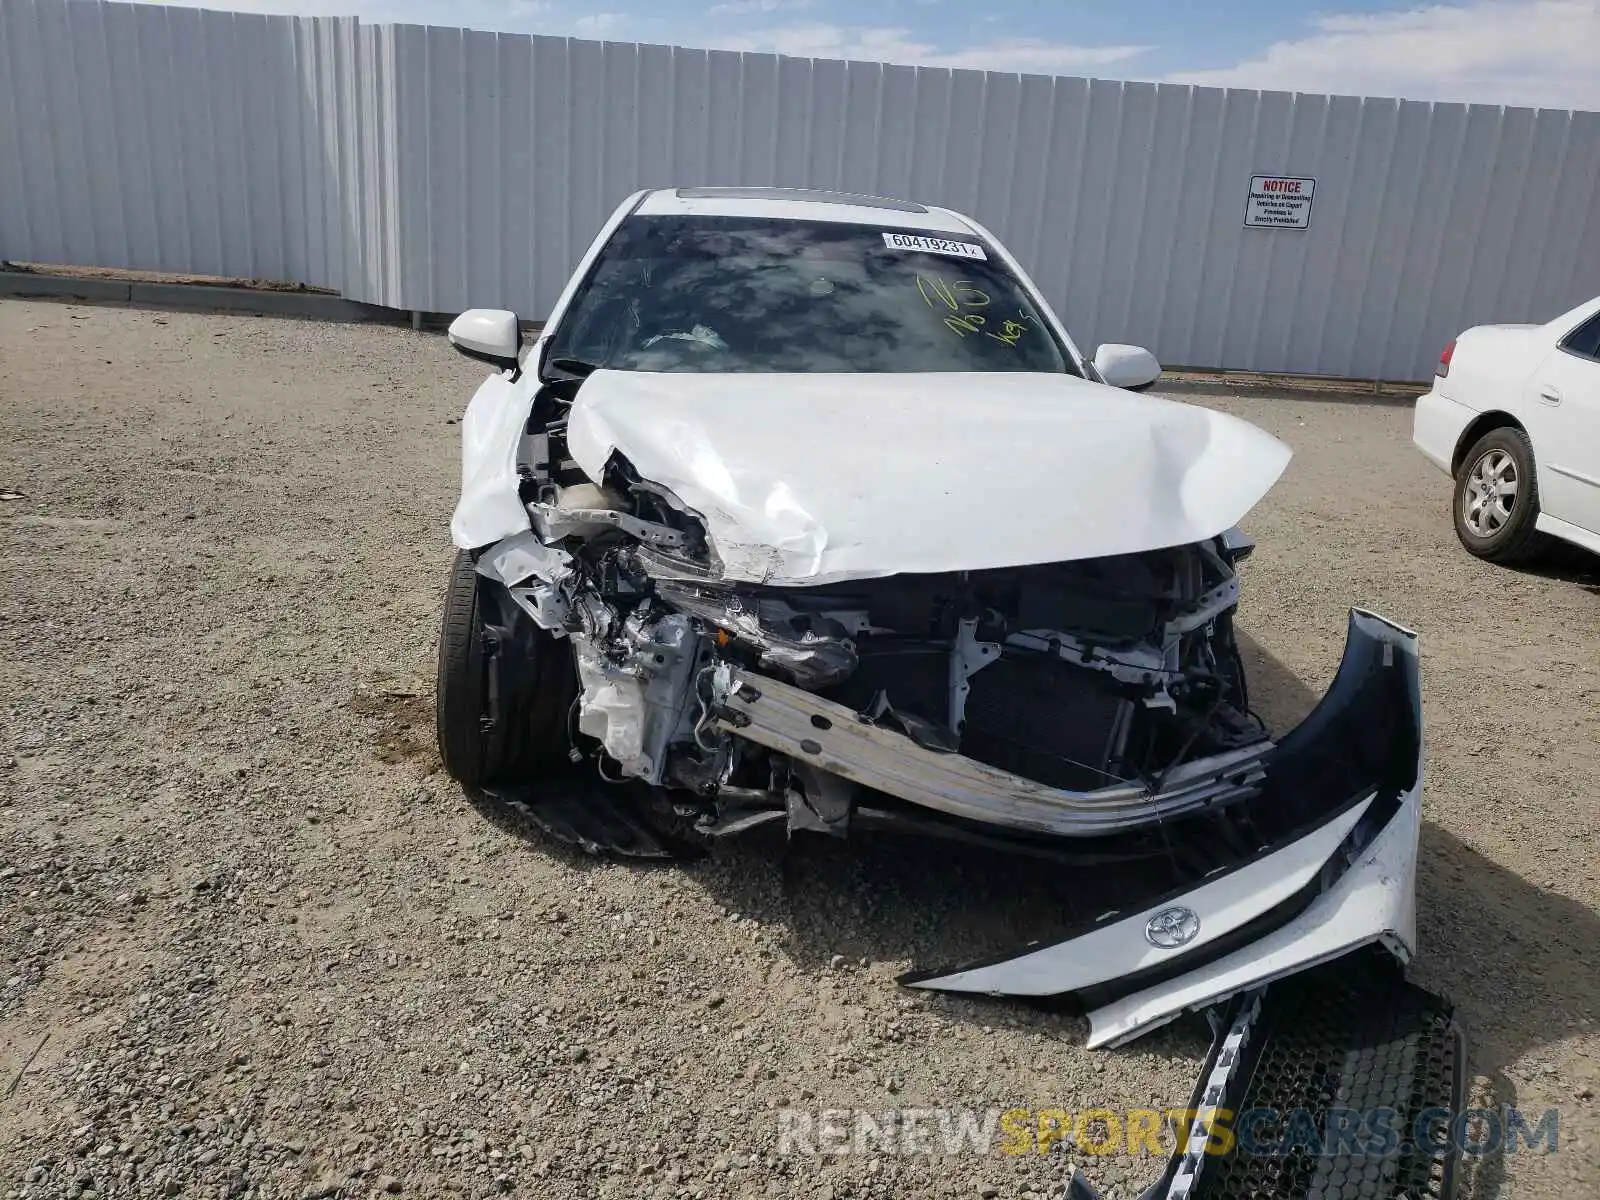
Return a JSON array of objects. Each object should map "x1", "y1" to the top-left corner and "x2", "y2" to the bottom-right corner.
[{"x1": 1539, "y1": 385, "x2": 1562, "y2": 405}]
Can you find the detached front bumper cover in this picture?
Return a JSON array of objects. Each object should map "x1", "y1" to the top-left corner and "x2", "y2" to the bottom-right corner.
[{"x1": 895, "y1": 608, "x2": 1424, "y2": 1047}]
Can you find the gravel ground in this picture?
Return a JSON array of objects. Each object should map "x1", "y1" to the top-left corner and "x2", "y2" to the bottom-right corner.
[{"x1": 2, "y1": 299, "x2": 1597, "y2": 1200}]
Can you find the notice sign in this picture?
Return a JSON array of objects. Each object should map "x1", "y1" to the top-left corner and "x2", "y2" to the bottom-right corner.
[{"x1": 1244, "y1": 175, "x2": 1315, "y2": 229}]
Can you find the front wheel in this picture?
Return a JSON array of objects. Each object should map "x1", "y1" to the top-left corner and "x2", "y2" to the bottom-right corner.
[
  {"x1": 1452, "y1": 427, "x2": 1546, "y2": 564},
  {"x1": 435, "y1": 550, "x2": 574, "y2": 787}
]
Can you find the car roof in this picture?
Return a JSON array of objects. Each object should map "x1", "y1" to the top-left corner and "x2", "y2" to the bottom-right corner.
[{"x1": 632, "y1": 186, "x2": 980, "y2": 236}]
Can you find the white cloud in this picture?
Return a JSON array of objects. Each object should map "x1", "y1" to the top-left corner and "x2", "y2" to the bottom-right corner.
[
  {"x1": 711, "y1": 23, "x2": 1152, "y2": 74},
  {"x1": 706, "y1": 0, "x2": 809, "y2": 15},
  {"x1": 1167, "y1": 1, "x2": 1600, "y2": 111},
  {"x1": 573, "y1": 11, "x2": 627, "y2": 35}
]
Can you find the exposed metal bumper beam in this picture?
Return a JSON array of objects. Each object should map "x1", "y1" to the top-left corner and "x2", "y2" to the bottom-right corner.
[{"x1": 709, "y1": 666, "x2": 1267, "y2": 838}]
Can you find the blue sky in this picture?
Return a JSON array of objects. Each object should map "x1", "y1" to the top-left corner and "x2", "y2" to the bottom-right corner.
[{"x1": 132, "y1": 0, "x2": 1600, "y2": 110}]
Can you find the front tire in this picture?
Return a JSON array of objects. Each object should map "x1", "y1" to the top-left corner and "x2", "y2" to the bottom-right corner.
[
  {"x1": 1452, "y1": 427, "x2": 1546, "y2": 564},
  {"x1": 435, "y1": 550, "x2": 574, "y2": 787}
]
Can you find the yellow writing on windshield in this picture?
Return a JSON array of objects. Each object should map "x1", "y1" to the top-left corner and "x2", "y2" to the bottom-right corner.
[
  {"x1": 918, "y1": 275, "x2": 990, "y2": 311},
  {"x1": 917, "y1": 273, "x2": 1030, "y2": 346},
  {"x1": 989, "y1": 317, "x2": 1031, "y2": 347}
]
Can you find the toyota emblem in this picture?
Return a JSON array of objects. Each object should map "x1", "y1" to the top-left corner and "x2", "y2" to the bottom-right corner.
[{"x1": 1145, "y1": 906, "x2": 1201, "y2": 949}]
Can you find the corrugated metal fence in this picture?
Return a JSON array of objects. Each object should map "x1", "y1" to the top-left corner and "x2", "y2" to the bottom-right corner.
[{"x1": 3, "y1": 0, "x2": 1599, "y2": 380}]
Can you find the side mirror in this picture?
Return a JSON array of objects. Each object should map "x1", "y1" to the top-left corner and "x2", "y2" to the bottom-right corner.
[
  {"x1": 1093, "y1": 343, "x2": 1162, "y2": 391},
  {"x1": 448, "y1": 309, "x2": 521, "y2": 371}
]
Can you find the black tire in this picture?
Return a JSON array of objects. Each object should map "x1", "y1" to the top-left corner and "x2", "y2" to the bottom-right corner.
[
  {"x1": 435, "y1": 550, "x2": 574, "y2": 787},
  {"x1": 1452, "y1": 426, "x2": 1547, "y2": 564}
]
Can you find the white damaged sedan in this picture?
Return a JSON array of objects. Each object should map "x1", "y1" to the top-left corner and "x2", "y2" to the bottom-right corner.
[{"x1": 435, "y1": 187, "x2": 1430, "y2": 1053}]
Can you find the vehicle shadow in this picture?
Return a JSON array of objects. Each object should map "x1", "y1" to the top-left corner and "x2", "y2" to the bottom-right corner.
[
  {"x1": 1413, "y1": 823, "x2": 1600, "y2": 1200},
  {"x1": 462, "y1": 774, "x2": 706, "y2": 869},
  {"x1": 1503, "y1": 539, "x2": 1600, "y2": 593},
  {"x1": 1234, "y1": 627, "x2": 1321, "y2": 730}
]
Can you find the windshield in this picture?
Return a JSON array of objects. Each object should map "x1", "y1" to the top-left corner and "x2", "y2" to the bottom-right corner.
[{"x1": 545, "y1": 215, "x2": 1076, "y2": 375}]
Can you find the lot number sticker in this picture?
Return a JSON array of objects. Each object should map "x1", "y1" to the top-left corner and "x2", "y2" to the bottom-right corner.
[
  {"x1": 882, "y1": 232, "x2": 988, "y2": 260},
  {"x1": 1244, "y1": 176, "x2": 1315, "y2": 229}
]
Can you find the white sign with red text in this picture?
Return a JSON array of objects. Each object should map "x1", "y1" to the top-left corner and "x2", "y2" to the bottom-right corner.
[{"x1": 1244, "y1": 175, "x2": 1315, "y2": 229}]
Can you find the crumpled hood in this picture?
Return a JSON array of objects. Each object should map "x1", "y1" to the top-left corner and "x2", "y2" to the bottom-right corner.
[{"x1": 566, "y1": 370, "x2": 1291, "y2": 586}]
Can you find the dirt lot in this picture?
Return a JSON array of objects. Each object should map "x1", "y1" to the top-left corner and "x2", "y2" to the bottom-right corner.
[{"x1": 2, "y1": 299, "x2": 1598, "y2": 1200}]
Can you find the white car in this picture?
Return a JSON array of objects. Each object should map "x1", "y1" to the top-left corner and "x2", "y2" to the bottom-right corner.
[
  {"x1": 1413, "y1": 294, "x2": 1600, "y2": 562},
  {"x1": 435, "y1": 187, "x2": 1427, "y2": 1051}
]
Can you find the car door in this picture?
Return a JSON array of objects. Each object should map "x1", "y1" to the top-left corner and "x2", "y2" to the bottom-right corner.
[{"x1": 1526, "y1": 308, "x2": 1600, "y2": 536}]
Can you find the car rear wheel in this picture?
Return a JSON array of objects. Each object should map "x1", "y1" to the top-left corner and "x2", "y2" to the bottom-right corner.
[
  {"x1": 435, "y1": 549, "x2": 574, "y2": 787},
  {"x1": 1452, "y1": 426, "x2": 1545, "y2": 563}
]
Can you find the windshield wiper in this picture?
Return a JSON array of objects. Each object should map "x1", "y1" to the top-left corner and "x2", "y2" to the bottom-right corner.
[{"x1": 545, "y1": 356, "x2": 600, "y2": 380}]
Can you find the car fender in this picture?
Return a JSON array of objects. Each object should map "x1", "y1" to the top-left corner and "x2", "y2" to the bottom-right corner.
[
  {"x1": 449, "y1": 189, "x2": 652, "y2": 551},
  {"x1": 450, "y1": 368, "x2": 537, "y2": 550}
]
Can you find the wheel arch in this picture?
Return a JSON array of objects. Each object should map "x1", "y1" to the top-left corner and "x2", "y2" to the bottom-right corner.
[{"x1": 1451, "y1": 410, "x2": 1526, "y2": 477}]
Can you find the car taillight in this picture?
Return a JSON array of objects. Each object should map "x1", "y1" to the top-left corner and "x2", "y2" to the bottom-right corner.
[{"x1": 1437, "y1": 339, "x2": 1455, "y2": 378}]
